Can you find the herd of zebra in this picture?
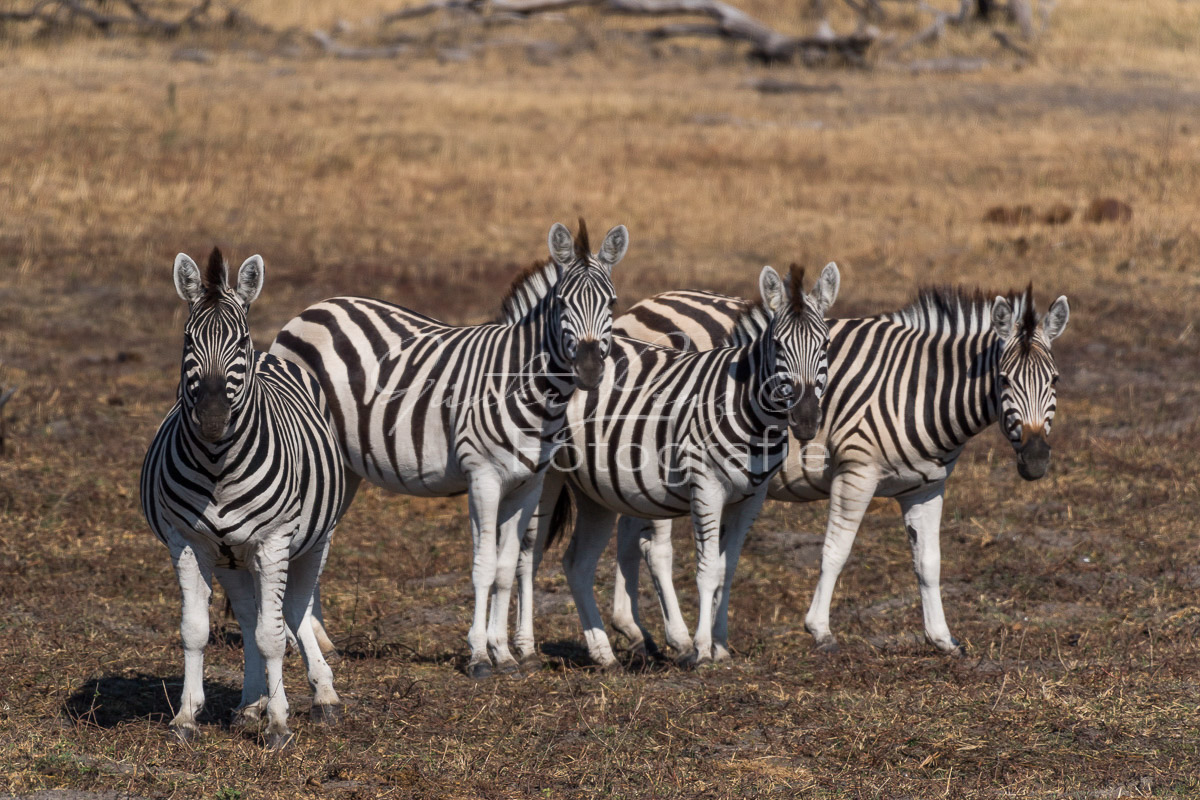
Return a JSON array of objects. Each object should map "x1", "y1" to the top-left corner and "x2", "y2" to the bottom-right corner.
[{"x1": 139, "y1": 219, "x2": 1069, "y2": 747}]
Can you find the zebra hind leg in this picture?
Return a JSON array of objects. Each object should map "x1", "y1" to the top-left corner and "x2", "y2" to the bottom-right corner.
[
  {"x1": 612, "y1": 516, "x2": 662, "y2": 667},
  {"x1": 561, "y1": 494, "x2": 621, "y2": 670},
  {"x1": 285, "y1": 541, "x2": 342, "y2": 724},
  {"x1": 899, "y1": 486, "x2": 964, "y2": 656},
  {"x1": 216, "y1": 567, "x2": 268, "y2": 730}
]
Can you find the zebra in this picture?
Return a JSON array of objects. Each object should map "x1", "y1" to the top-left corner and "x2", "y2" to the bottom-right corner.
[
  {"x1": 512, "y1": 263, "x2": 840, "y2": 668},
  {"x1": 270, "y1": 221, "x2": 628, "y2": 678},
  {"x1": 140, "y1": 248, "x2": 346, "y2": 749},
  {"x1": 606, "y1": 283, "x2": 1069, "y2": 658}
]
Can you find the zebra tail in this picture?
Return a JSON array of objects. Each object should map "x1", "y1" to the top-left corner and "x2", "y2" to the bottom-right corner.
[{"x1": 544, "y1": 485, "x2": 574, "y2": 549}]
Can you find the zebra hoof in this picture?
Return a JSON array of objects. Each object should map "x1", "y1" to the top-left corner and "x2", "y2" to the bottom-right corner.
[
  {"x1": 813, "y1": 636, "x2": 840, "y2": 655},
  {"x1": 712, "y1": 644, "x2": 732, "y2": 663},
  {"x1": 467, "y1": 660, "x2": 494, "y2": 680},
  {"x1": 627, "y1": 642, "x2": 658, "y2": 671},
  {"x1": 494, "y1": 658, "x2": 522, "y2": 677},
  {"x1": 232, "y1": 706, "x2": 262, "y2": 730},
  {"x1": 264, "y1": 730, "x2": 294, "y2": 751},
  {"x1": 170, "y1": 722, "x2": 200, "y2": 744},
  {"x1": 311, "y1": 704, "x2": 342, "y2": 725},
  {"x1": 518, "y1": 650, "x2": 542, "y2": 668},
  {"x1": 675, "y1": 649, "x2": 700, "y2": 670}
]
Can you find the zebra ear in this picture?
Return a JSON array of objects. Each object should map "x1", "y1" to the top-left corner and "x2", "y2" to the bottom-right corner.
[
  {"x1": 548, "y1": 223, "x2": 575, "y2": 265},
  {"x1": 759, "y1": 266, "x2": 786, "y2": 315},
  {"x1": 1042, "y1": 295, "x2": 1069, "y2": 341},
  {"x1": 992, "y1": 296, "x2": 1015, "y2": 341},
  {"x1": 597, "y1": 225, "x2": 629, "y2": 273},
  {"x1": 173, "y1": 253, "x2": 204, "y2": 305},
  {"x1": 809, "y1": 261, "x2": 840, "y2": 315},
  {"x1": 236, "y1": 255, "x2": 264, "y2": 308}
]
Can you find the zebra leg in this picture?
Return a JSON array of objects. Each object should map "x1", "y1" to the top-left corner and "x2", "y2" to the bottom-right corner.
[
  {"x1": 642, "y1": 518, "x2": 691, "y2": 655},
  {"x1": 487, "y1": 482, "x2": 541, "y2": 675},
  {"x1": 804, "y1": 468, "x2": 878, "y2": 653},
  {"x1": 168, "y1": 541, "x2": 214, "y2": 743},
  {"x1": 514, "y1": 469, "x2": 567, "y2": 667},
  {"x1": 284, "y1": 540, "x2": 342, "y2": 723},
  {"x1": 310, "y1": 472, "x2": 361, "y2": 657},
  {"x1": 216, "y1": 567, "x2": 268, "y2": 729},
  {"x1": 684, "y1": 483, "x2": 727, "y2": 669},
  {"x1": 612, "y1": 516, "x2": 668, "y2": 663},
  {"x1": 899, "y1": 485, "x2": 963, "y2": 655},
  {"x1": 253, "y1": 537, "x2": 293, "y2": 749},
  {"x1": 466, "y1": 472, "x2": 503, "y2": 679},
  {"x1": 711, "y1": 491, "x2": 767, "y2": 662},
  {"x1": 561, "y1": 492, "x2": 620, "y2": 669}
]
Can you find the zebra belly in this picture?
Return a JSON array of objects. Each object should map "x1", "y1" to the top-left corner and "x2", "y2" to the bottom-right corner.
[{"x1": 768, "y1": 443, "x2": 956, "y2": 501}]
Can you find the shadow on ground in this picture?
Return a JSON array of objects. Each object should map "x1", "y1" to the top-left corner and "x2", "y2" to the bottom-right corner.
[{"x1": 63, "y1": 674, "x2": 240, "y2": 729}]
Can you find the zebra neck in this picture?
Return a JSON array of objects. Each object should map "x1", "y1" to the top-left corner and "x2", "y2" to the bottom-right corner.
[
  {"x1": 514, "y1": 299, "x2": 576, "y2": 404},
  {"x1": 955, "y1": 334, "x2": 1003, "y2": 444},
  {"x1": 739, "y1": 342, "x2": 789, "y2": 438}
]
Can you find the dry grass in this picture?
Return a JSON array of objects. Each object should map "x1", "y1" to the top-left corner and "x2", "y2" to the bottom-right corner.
[{"x1": 2, "y1": 0, "x2": 1200, "y2": 797}]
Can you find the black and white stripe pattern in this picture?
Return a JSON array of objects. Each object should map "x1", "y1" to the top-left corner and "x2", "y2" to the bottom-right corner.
[
  {"x1": 608, "y1": 283, "x2": 1069, "y2": 656},
  {"x1": 141, "y1": 248, "x2": 346, "y2": 748},
  {"x1": 269, "y1": 221, "x2": 628, "y2": 677},
  {"x1": 512, "y1": 264, "x2": 840, "y2": 668}
]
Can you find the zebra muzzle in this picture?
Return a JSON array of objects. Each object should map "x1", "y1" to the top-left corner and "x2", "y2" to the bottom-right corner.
[
  {"x1": 572, "y1": 339, "x2": 604, "y2": 391},
  {"x1": 788, "y1": 389, "x2": 822, "y2": 442},
  {"x1": 193, "y1": 376, "x2": 231, "y2": 442},
  {"x1": 1015, "y1": 432, "x2": 1051, "y2": 481}
]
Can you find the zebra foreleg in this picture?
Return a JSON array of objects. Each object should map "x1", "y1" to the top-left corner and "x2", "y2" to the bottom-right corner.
[
  {"x1": 486, "y1": 483, "x2": 542, "y2": 675},
  {"x1": 804, "y1": 467, "x2": 878, "y2": 653},
  {"x1": 253, "y1": 537, "x2": 294, "y2": 749},
  {"x1": 284, "y1": 540, "x2": 342, "y2": 722},
  {"x1": 561, "y1": 493, "x2": 620, "y2": 669},
  {"x1": 684, "y1": 483, "x2": 728, "y2": 669},
  {"x1": 899, "y1": 485, "x2": 963, "y2": 656},
  {"x1": 612, "y1": 516, "x2": 657, "y2": 661},
  {"x1": 514, "y1": 470, "x2": 567, "y2": 667},
  {"x1": 711, "y1": 491, "x2": 767, "y2": 663},
  {"x1": 466, "y1": 473, "x2": 504, "y2": 679},
  {"x1": 216, "y1": 567, "x2": 268, "y2": 729},
  {"x1": 168, "y1": 541, "x2": 214, "y2": 744}
]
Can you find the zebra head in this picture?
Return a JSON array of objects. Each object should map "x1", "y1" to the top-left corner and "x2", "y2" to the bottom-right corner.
[
  {"x1": 756, "y1": 262, "x2": 839, "y2": 442},
  {"x1": 546, "y1": 219, "x2": 627, "y2": 391},
  {"x1": 991, "y1": 287, "x2": 1070, "y2": 481},
  {"x1": 172, "y1": 247, "x2": 264, "y2": 443}
]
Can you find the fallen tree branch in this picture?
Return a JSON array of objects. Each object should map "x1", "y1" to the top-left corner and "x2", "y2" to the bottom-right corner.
[
  {"x1": 0, "y1": 0, "x2": 214, "y2": 34},
  {"x1": 312, "y1": 29, "x2": 410, "y2": 58}
]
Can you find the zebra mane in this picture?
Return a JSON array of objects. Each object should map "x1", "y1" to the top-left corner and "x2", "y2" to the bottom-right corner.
[
  {"x1": 723, "y1": 264, "x2": 808, "y2": 347},
  {"x1": 496, "y1": 260, "x2": 562, "y2": 325},
  {"x1": 199, "y1": 247, "x2": 231, "y2": 309},
  {"x1": 888, "y1": 285, "x2": 1037, "y2": 341}
]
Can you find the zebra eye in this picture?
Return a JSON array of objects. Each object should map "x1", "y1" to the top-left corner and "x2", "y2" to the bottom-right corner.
[
  {"x1": 999, "y1": 374, "x2": 1011, "y2": 389},
  {"x1": 1051, "y1": 374, "x2": 1060, "y2": 386}
]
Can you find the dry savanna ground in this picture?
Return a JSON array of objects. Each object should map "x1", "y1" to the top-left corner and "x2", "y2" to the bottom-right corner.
[{"x1": 1, "y1": 0, "x2": 1199, "y2": 796}]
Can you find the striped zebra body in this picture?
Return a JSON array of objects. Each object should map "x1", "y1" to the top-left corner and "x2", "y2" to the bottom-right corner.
[
  {"x1": 140, "y1": 249, "x2": 345, "y2": 748},
  {"x1": 609, "y1": 284, "x2": 1069, "y2": 657},
  {"x1": 270, "y1": 222, "x2": 628, "y2": 678},
  {"x1": 513, "y1": 264, "x2": 840, "y2": 668}
]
